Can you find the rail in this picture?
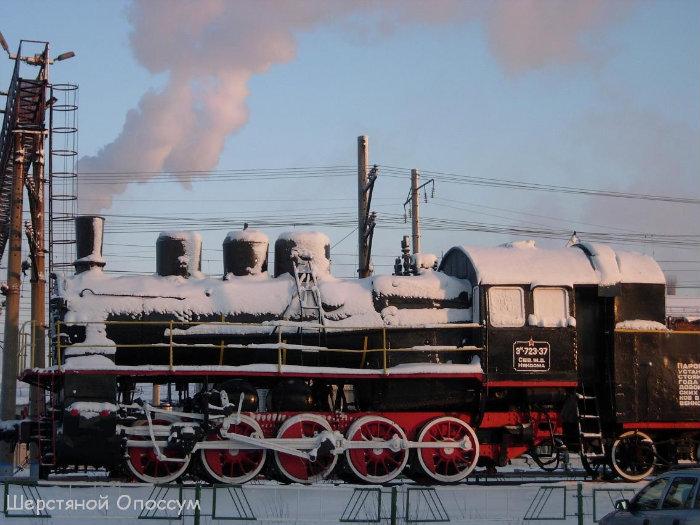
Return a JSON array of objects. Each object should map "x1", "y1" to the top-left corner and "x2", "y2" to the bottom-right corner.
[{"x1": 45, "y1": 319, "x2": 482, "y2": 375}]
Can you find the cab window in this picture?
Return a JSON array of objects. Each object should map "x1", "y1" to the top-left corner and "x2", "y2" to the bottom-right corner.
[
  {"x1": 661, "y1": 477, "x2": 697, "y2": 509},
  {"x1": 634, "y1": 478, "x2": 670, "y2": 511},
  {"x1": 488, "y1": 287, "x2": 525, "y2": 327},
  {"x1": 532, "y1": 287, "x2": 569, "y2": 327}
]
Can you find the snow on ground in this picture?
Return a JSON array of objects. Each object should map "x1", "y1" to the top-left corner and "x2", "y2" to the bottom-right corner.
[{"x1": 1, "y1": 466, "x2": 645, "y2": 524}]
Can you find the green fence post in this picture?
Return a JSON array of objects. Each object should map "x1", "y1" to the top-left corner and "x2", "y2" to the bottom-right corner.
[
  {"x1": 194, "y1": 483, "x2": 201, "y2": 525},
  {"x1": 390, "y1": 486, "x2": 398, "y2": 525},
  {"x1": 577, "y1": 482, "x2": 584, "y2": 525}
]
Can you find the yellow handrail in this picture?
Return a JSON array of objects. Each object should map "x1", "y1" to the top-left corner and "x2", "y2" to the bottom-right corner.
[
  {"x1": 42, "y1": 319, "x2": 482, "y2": 372},
  {"x1": 168, "y1": 320, "x2": 174, "y2": 370},
  {"x1": 56, "y1": 320, "x2": 62, "y2": 371},
  {"x1": 382, "y1": 327, "x2": 387, "y2": 375}
]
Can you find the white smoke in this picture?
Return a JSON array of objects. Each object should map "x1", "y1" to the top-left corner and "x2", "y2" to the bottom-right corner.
[{"x1": 79, "y1": 0, "x2": 631, "y2": 212}]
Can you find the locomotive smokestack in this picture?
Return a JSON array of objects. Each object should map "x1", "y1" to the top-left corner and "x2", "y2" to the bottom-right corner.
[
  {"x1": 156, "y1": 231, "x2": 203, "y2": 278},
  {"x1": 73, "y1": 215, "x2": 106, "y2": 274}
]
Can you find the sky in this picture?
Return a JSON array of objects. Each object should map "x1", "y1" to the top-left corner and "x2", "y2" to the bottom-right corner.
[{"x1": 1, "y1": 0, "x2": 699, "y2": 292}]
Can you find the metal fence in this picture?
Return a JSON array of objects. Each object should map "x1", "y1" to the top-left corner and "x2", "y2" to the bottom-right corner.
[{"x1": 2, "y1": 479, "x2": 643, "y2": 524}]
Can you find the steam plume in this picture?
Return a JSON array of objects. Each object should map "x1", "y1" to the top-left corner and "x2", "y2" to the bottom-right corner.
[{"x1": 79, "y1": 0, "x2": 629, "y2": 212}]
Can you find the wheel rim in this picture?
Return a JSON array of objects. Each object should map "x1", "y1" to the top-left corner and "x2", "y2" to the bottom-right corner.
[
  {"x1": 417, "y1": 417, "x2": 479, "y2": 483},
  {"x1": 611, "y1": 430, "x2": 656, "y2": 481},
  {"x1": 274, "y1": 414, "x2": 336, "y2": 484},
  {"x1": 200, "y1": 415, "x2": 266, "y2": 484},
  {"x1": 346, "y1": 416, "x2": 408, "y2": 484},
  {"x1": 126, "y1": 420, "x2": 190, "y2": 483}
]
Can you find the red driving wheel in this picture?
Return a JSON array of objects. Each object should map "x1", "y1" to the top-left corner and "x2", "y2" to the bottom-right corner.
[
  {"x1": 200, "y1": 415, "x2": 266, "y2": 484},
  {"x1": 274, "y1": 414, "x2": 337, "y2": 484},
  {"x1": 126, "y1": 419, "x2": 190, "y2": 483},
  {"x1": 416, "y1": 417, "x2": 479, "y2": 483},
  {"x1": 345, "y1": 415, "x2": 408, "y2": 484}
]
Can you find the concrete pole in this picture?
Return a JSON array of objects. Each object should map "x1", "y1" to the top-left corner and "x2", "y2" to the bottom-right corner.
[
  {"x1": 0, "y1": 133, "x2": 26, "y2": 476},
  {"x1": 357, "y1": 136, "x2": 369, "y2": 278},
  {"x1": 411, "y1": 169, "x2": 420, "y2": 254}
]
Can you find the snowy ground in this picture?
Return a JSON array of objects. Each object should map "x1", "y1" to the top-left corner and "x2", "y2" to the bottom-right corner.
[{"x1": 3, "y1": 460, "x2": 645, "y2": 525}]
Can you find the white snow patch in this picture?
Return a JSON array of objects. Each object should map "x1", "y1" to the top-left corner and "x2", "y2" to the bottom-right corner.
[
  {"x1": 381, "y1": 306, "x2": 472, "y2": 326},
  {"x1": 66, "y1": 401, "x2": 118, "y2": 418},
  {"x1": 616, "y1": 320, "x2": 669, "y2": 331},
  {"x1": 412, "y1": 253, "x2": 438, "y2": 272},
  {"x1": 60, "y1": 271, "x2": 296, "y2": 323},
  {"x1": 452, "y1": 241, "x2": 665, "y2": 286},
  {"x1": 64, "y1": 323, "x2": 116, "y2": 357},
  {"x1": 373, "y1": 271, "x2": 470, "y2": 300},
  {"x1": 531, "y1": 287, "x2": 570, "y2": 327},
  {"x1": 225, "y1": 229, "x2": 268, "y2": 244},
  {"x1": 501, "y1": 240, "x2": 536, "y2": 250},
  {"x1": 59, "y1": 269, "x2": 474, "y2": 330},
  {"x1": 278, "y1": 231, "x2": 331, "y2": 275},
  {"x1": 488, "y1": 287, "x2": 525, "y2": 327},
  {"x1": 577, "y1": 242, "x2": 621, "y2": 286},
  {"x1": 63, "y1": 354, "x2": 116, "y2": 369},
  {"x1": 46, "y1": 360, "x2": 484, "y2": 376},
  {"x1": 615, "y1": 250, "x2": 666, "y2": 284}
]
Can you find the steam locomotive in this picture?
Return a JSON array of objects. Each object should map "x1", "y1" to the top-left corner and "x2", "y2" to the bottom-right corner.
[{"x1": 6, "y1": 215, "x2": 700, "y2": 484}]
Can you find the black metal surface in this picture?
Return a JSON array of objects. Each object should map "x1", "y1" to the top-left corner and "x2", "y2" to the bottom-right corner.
[
  {"x1": 156, "y1": 233, "x2": 201, "y2": 277},
  {"x1": 614, "y1": 284, "x2": 666, "y2": 324},
  {"x1": 223, "y1": 236, "x2": 268, "y2": 276},
  {"x1": 614, "y1": 331, "x2": 700, "y2": 423},
  {"x1": 73, "y1": 215, "x2": 105, "y2": 272},
  {"x1": 481, "y1": 284, "x2": 577, "y2": 384},
  {"x1": 486, "y1": 327, "x2": 577, "y2": 383}
]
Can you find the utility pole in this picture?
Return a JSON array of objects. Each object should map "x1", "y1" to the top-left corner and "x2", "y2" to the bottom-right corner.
[
  {"x1": 357, "y1": 136, "x2": 378, "y2": 278},
  {"x1": 403, "y1": 170, "x2": 434, "y2": 257},
  {"x1": 0, "y1": 134, "x2": 26, "y2": 476},
  {"x1": 410, "y1": 169, "x2": 420, "y2": 254},
  {"x1": 357, "y1": 135, "x2": 369, "y2": 277}
]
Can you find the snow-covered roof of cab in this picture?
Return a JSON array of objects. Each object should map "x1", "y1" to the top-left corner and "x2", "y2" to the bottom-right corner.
[{"x1": 439, "y1": 240, "x2": 665, "y2": 287}]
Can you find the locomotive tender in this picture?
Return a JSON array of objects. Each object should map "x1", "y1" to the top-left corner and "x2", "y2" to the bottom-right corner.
[{"x1": 6, "y1": 216, "x2": 700, "y2": 483}]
